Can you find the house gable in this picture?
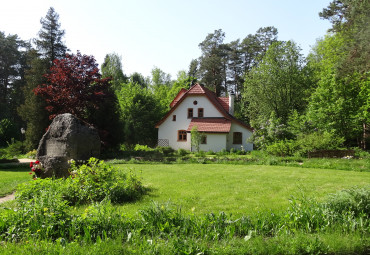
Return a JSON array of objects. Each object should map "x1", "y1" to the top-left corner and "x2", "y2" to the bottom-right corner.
[
  {"x1": 156, "y1": 84, "x2": 252, "y2": 131},
  {"x1": 156, "y1": 83, "x2": 254, "y2": 151}
]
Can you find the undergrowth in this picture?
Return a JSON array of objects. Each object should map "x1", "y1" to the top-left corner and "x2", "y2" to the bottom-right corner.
[{"x1": 0, "y1": 186, "x2": 369, "y2": 254}]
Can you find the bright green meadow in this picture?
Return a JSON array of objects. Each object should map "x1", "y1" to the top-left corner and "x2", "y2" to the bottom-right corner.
[
  {"x1": 0, "y1": 160, "x2": 369, "y2": 254},
  {"x1": 115, "y1": 163, "x2": 370, "y2": 216}
]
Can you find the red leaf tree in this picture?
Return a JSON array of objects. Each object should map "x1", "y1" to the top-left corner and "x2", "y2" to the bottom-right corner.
[{"x1": 34, "y1": 51, "x2": 111, "y2": 121}]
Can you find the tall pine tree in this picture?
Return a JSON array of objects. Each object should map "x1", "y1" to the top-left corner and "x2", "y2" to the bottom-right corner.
[{"x1": 18, "y1": 7, "x2": 67, "y2": 151}]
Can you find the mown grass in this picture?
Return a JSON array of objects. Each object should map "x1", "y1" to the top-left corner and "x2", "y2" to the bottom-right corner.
[
  {"x1": 0, "y1": 161, "x2": 369, "y2": 254},
  {"x1": 113, "y1": 163, "x2": 370, "y2": 217},
  {"x1": 0, "y1": 163, "x2": 30, "y2": 197}
]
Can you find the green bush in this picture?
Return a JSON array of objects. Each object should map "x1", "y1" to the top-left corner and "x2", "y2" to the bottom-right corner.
[
  {"x1": 176, "y1": 148, "x2": 189, "y2": 156},
  {"x1": 134, "y1": 144, "x2": 153, "y2": 152},
  {"x1": 68, "y1": 158, "x2": 145, "y2": 204},
  {"x1": 296, "y1": 131, "x2": 345, "y2": 155},
  {"x1": 266, "y1": 139, "x2": 298, "y2": 157},
  {"x1": 0, "y1": 140, "x2": 24, "y2": 159},
  {"x1": 326, "y1": 186, "x2": 370, "y2": 217},
  {"x1": 16, "y1": 158, "x2": 145, "y2": 205},
  {"x1": 154, "y1": 146, "x2": 175, "y2": 156},
  {"x1": 25, "y1": 149, "x2": 37, "y2": 159}
]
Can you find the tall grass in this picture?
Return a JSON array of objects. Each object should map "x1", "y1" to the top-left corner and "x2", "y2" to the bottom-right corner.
[{"x1": 0, "y1": 186, "x2": 369, "y2": 254}]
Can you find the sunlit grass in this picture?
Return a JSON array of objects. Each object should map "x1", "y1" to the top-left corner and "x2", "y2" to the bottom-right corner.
[
  {"x1": 114, "y1": 164, "x2": 370, "y2": 216},
  {"x1": 0, "y1": 163, "x2": 30, "y2": 197}
]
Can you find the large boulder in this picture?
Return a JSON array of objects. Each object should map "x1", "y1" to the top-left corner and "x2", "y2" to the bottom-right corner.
[{"x1": 36, "y1": 113, "x2": 100, "y2": 178}]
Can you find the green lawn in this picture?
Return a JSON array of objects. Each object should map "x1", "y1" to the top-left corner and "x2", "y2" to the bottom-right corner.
[
  {"x1": 0, "y1": 163, "x2": 30, "y2": 197},
  {"x1": 115, "y1": 163, "x2": 370, "y2": 216}
]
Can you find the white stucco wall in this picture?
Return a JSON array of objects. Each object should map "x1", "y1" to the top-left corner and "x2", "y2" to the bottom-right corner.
[
  {"x1": 191, "y1": 133, "x2": 227, "y2": 152},
  {"x1": 158, "y1": 95, "x2": 224, "y2": 150},
  {"x1": 226, "y1": 122, "x2": 253, "y2": 151}
]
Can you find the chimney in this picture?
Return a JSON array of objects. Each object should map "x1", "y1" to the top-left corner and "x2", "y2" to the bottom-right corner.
[{"x1": 229, "y1": 91, "x2": 235, "y2": 115}]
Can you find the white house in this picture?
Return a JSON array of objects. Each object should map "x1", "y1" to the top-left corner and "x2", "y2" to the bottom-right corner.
[{"x1": 155, "y1": 83, "x2": 254, "y2": 152}]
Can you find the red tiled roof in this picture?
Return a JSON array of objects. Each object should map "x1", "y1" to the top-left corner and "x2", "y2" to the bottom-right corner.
[
  {"x1": 187, "y1": 84, "x2": 206, "y2": 94},
  {"x1": 217, "y1": 97, "x2": 229, "y2": 112},
  {"x1": 170, "y1": 88, "x2": 187, "y2": 108},
  {"x1": 155, "y1": 83, "x2": 253, "y2": 132},
  {"x1": 187, "y1": 118, "x2": 231, "y2": 133}
]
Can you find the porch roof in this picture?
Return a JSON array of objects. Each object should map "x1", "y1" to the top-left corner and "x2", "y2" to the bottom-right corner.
[{"x1": 187, "y1": 118, "x2": 231, "y2": 133}]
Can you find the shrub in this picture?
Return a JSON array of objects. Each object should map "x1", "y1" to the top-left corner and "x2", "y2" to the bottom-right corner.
[
  {"x1": 266, "y1": 139, "x2": 298, "y2": 157},
  {"x1": 195, "y1": 150, "x2": 206, "y2": 157},
  {"x1": 17, "y1": 158, "x2": 145, "y2": 205},
  {"x1": 326, "y1": 186, "x2": 370, "y2": 217},
  {"x1": 216, "y1": 149, "x2": 229, "y2": 156},
  {"x1": 176, "y1": 148, "x2": 189, "y2": 156},
  {"x1": 68, "y1": 158, "x2": 145, "y2": 203},
  {"x1": 0, "y1": 140, "x2": 24, "y2": 159},
  {"x1": 25, "y1": 149, "x2": 37, "y2": 159},
  {"x1": 296, "y1": 131, "x2": 345, "y2": 155},
  {"x1": 134, "y1": 144, "x2": 153, "y2": 152},
  {"x1": 154, "y1": 146, "x2": 175, "y2": 156},
  {"x1": 206, "y1": 150, "x2": 215, "y2": 155}
]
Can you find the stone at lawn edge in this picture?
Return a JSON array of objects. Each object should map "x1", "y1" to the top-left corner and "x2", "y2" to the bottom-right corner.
[{"x1": 36, "y1": 113, "x2": 100, "y2": 178}]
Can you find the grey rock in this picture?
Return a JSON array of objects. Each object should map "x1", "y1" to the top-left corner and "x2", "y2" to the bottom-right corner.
[{"x1": 36, "y1": 113, "x2": 100, "y2": 178}]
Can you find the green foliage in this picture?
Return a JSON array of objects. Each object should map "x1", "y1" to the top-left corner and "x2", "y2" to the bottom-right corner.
[
  {"x1": 118, "y1": 82, "x2": 163, "y2": 146},
  {"x1": 176, "y1": 148, "x2": 189, "y2": 156},
  {"x1": 101, "y1": 53, "x2": 128, "y2": 92},
  {"x1": 295, "y1": 131, "x2": 345, "y2": 155},
  {"x1": 306, "y1": 33, "x2": 368, "y2": 147},
  {"x1": 1, "y1": 187, "x2": 368, "y2": 254},
  {"x1": 0, "y1": 32, "x2": 27, "y2": 146},
  {"x1": 266, "y1": 140, "x2": 298, "y2": 157},
  {"x1": 17, "y1": 50, "x2": 50, "y2": 151},
  {"x1": 198, "y1": 29, "x2": 226, "y2": 96},
  {"x1": 34, "y1": 7, "x2": 67, "y2": 67},
  {"x1": 0, "y1": 140, "x2": 24, "y2": 159},
  {"x1": 68, "y1": 158, "x2": 145, "y2": 204},
  {"x1": 250, "y1": 113, "x2": 293, "y2": 150},
  {"x1": 16, "y1": 158, "x2": 145, "y2": 205},
  {"x1": 326, "y1": 186, "x2": 370, "y2": 217},
  {"x1": 243, "y1": 40, "x2": 311, "y2": 127},
  {"x1": 190, "y1": 126, "x2": 201, "y2": 152},
  {"x1": 0, "y1": 119, "x2": 18, "y2": 147}
]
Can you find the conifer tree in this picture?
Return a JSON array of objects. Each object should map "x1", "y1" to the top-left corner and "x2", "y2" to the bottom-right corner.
[{"x1": 18, "y1": 7, "x2": 67, "y2": 150}]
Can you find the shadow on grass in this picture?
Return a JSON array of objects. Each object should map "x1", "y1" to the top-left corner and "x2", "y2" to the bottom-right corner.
[
  {"x1": 110, "y1": 186, "x2": 158, "y2": 207},
  {"x1": 0, "y1": 163, "x2": 29, "y2": 172}
]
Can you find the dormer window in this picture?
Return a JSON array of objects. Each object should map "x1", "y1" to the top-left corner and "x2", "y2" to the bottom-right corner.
[
  {"x1": 188, "y1": 108, "x2": 193, "y2": 118},
  {"x1": 198, "y1": 108, "x2": 204, "y2": 117}
]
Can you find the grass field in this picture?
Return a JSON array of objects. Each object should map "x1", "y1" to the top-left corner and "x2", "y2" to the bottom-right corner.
[
  {"x1": 0, "y1": 163, "x2": 30, "y2": 197},
  {"x1": 114, "y1": 163, "x2": 370, "y2": 216},
  {"x1": 0, "y1": 161, "x2": 369, "y2": 254}
]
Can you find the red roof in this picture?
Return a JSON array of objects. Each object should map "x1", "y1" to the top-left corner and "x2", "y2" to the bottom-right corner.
[
  {"x1": 217, "y1": 97, "x2": 229, "y2": 112},
  {"x1": 170, "y1": 88, "x2": 187, "y2": 108},
  {"x1": 187, "y1": 118, "x2": 231, "y2": 133},
  {"x1": 155, "y1": 83, "x2": 253, "y2": 132}
]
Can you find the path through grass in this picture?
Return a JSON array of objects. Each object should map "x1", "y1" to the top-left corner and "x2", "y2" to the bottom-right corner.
[{"x1": 115, "y1": 163, "x2": 370, "y2": 216}]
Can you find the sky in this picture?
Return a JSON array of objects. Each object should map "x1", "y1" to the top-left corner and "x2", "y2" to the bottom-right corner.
[{"x1": 1, "y1": 0, "x2": 332, "y2": 79}]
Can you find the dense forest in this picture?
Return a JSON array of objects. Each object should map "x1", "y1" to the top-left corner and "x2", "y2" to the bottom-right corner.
[{"x1": 0, "y1": 0, "x2": 369, "y2": 155}]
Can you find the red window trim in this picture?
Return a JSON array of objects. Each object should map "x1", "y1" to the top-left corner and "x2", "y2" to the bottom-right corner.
[
  {"x1": 187, "y1": 108, "x2": 193, "y2": 119},
  {"x1": 178, "y1": 130, "x2": 187, "y2": 142},
  {"x1": 198, "y1": 108, "x2": 204, "y2": 118}
]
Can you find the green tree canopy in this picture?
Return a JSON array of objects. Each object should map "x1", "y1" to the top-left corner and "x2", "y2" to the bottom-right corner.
[
  {"x1": 101, "y1": 53, "x2": 127, "y2": 92},
  {"x1": 242, "y1": 41, "x2": 310, "y2": 127}
]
